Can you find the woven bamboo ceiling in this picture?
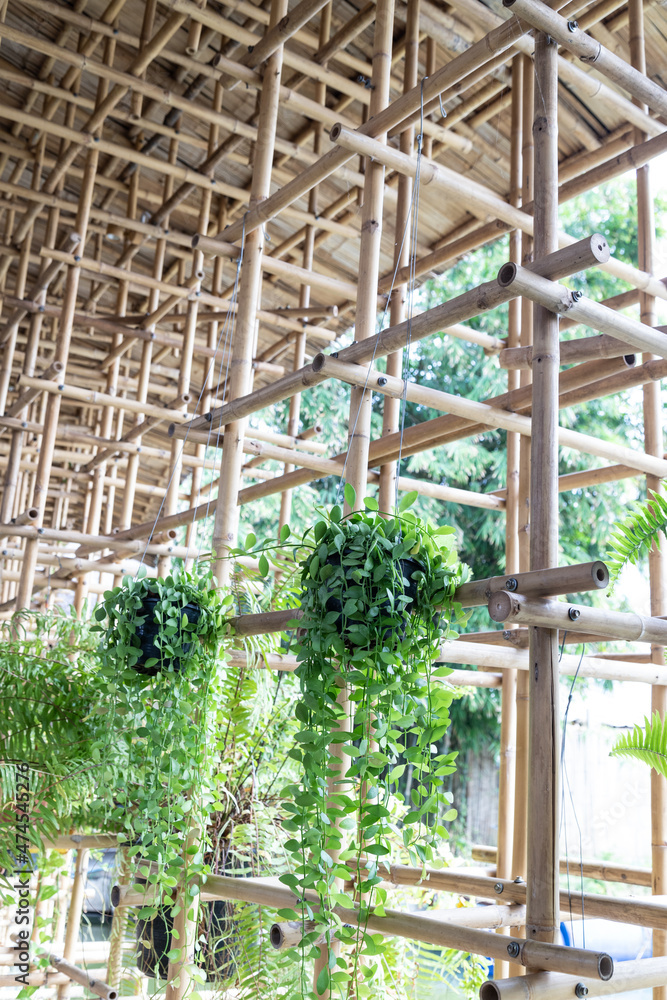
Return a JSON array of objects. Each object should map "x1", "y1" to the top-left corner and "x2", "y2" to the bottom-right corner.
[{"x1": 0, "y1": 0, "x2": 665, "y2": 556}]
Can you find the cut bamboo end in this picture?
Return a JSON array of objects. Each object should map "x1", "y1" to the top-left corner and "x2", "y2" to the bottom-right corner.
[{"x1": 11, "y1": 508, "x2": 39, "y2": 526}]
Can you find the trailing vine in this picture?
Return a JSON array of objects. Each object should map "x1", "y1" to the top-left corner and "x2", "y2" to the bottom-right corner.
[{"x1": 273, "y1": 488, "x2": 467, "y2": 999}]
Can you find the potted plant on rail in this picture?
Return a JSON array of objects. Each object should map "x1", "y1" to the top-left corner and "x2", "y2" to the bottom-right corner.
[{"x1": 270, "y1": 487, "x2": 468, "y2": 999}]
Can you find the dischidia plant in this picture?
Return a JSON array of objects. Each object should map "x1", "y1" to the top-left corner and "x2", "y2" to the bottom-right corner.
[
  {"x1": 607, "y1": 484, "x2": 667, "y2": 775},
  {"x1": 273, "y1": 487, "x2": 468, "y2": 1000}
]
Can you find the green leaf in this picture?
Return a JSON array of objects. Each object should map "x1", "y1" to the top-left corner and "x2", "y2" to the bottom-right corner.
[
  {"x1": 258, "y1": 554, "x2": 269, "y2": 577},
  {"x1": 316, "y1": 967, "x2": 330, "y2": 995},
  {"x1": 398, "y1": 490, "x2": 418, "y2": 512},
  {"x1": 343, "y1": 483, "x2": 356, "y2": 510},
  {"x1": 611, "y1": 711, "x2": 667, "y2": 778},
  {"x1": 280, "y1": 523, "x2": 291, "y2": 542},
  {"x1": 363, "y1": 496, "x2": 379, "y2": 511}
]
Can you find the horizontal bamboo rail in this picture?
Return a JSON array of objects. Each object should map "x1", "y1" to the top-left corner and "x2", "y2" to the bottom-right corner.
[
  {"x1": 311, "y1": 353, "x2": 667, "y2": 478},
  {"x1": 16, "y1": 377, "x2": 189, "y2": 423},
  {"x1": 497, "y1": 263, "x2": 667, "y2": 357},
  {"x1": 46, "y1": 954, "x2": 117, "y2": 1000},
  {"x1": 455, "y1": 562, "x2": 609, "y2": 607},
  {"x1": 113, "y1": 874, "x2": 612, "y2": 977},
  {"x1": 441, "y1": 640, "x2": 667, "y2": 685},
  {"x1": 488, "y1": 593, "x2": 667, "y2": 644},
  {"x1": 500, "y1": 335, "x2": 637, "y2": 370},
  {"x1": 481, "y1": 957, "x2": 667, "y2": 1000},
  {"x1": 470, "y1": 846, "x2": 652, "y2": 887},
  {"x1": 171, "y1": 235, "x2": 656, "y2": 441},
  {"x1": 503, "y1": 0, "x2": 667, "y2": 118}
]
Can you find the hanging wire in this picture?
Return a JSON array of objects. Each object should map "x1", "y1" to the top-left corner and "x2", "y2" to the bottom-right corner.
[
  {"x1": 559, "y1": 633, "x2": 587, "y2": 949},
  {"x1": 134, "y1": 217, "x2": 248, "y2": 575}
]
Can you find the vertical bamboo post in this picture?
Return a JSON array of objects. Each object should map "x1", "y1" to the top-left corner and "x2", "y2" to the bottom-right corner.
[
  {"x1": 212, "y1": 0, "x2": 289, "y2": 585},
  {"x1": 278, "y1": 5, "x2": 331, "y2": 538},
  {"x1": 629, "y1": 2, "x2": 667, "y2": 994},
  {"x1": 511, "y1": 54, "x2": 534, "y2": 921},
  {"x1": 57, "y1": 849, "x2": 89, "y2": 1000},
  {"x1": 525, "y1": 26, "x2": 560, "y2": 957},
  {"x1": 15, "y1": 146, "x2": 98, "y2": 610},
  {"x1": 344, "y1": 0, "x2": 395, "y2": 510},
  {"x1": 496, "y1": 52, "x2": 523, "y2": 981},
  {"x1": 105, "y1": 849, "x2": 129, "y2": 992},
  {"x1": 73, "y1": 32, "x2": 117, "y2": 616},
  {"x1": 378, "y1": 0, "x2": 419, "y2": 513}
]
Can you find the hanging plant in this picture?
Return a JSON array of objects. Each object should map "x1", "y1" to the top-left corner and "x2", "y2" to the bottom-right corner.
[
  {"x1": 89, "y1": 568, "x2": 233, "y2": 905},
  {"x1": 274, "y1": 488, "x2": 468, "y2": 999}
]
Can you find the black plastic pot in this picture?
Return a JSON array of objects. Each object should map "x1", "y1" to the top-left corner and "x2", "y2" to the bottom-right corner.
[
  {"x1": 135, "y1": 901, "x2": 238, "y2": 981},
  {"x1": 131, "y1": 596, "x2": 202, "y2": 675},
  {"x1": 324, "y1": 554, "x2": 424, "y2": 638}
]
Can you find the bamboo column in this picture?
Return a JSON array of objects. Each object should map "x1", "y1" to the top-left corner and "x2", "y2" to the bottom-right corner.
[
  {"x1": 15, "y1": 145, "x2": 98, "y2": 609},
  {"x1": 343, "y1": 0, "x2": 395, "y2": 509},
  {"x1": 378, "y1": 0, "x2": 419, "y2": 512},
  {"x1": 525, "y1": 23, "x2": 560, "y2": 959},
  {"x1": 496, "y1": 52, "x2": 523, "y2": 981},
  {"x1": 57, "y1": 849, "x2": 89, "y2": 1000},
  {"x1": 211, "y1": 0, "x2": 289, "y2": 585},
  {"x1": 278, "y1": 4, "x2": 331, "y2": 539},
  {"x1": 629, "y1": 2, "x2": 667, "y2": 996}
]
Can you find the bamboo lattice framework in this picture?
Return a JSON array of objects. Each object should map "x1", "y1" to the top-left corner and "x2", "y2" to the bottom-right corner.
[{"x1": 0, "y1": 0, "x2": 666, "y2": 993}]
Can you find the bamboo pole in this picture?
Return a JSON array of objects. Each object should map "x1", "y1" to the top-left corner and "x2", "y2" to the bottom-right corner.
[
  {"x1": 497, "y1": 263, "x2": 667, "y2": 358},
  {"x1": 629, "y1": 3, "x2": 667, "y2": 992},
  {"x1": 481, "y1": 957, "x2": 667, "y2": 1000},
  {"x1": 56, "y1": 849, "x2": 89, "y2": 1000},
  {"x1": 378, "y1": 0, "x2": 419, "y2": 512},
  {"x1": 15, "y1": 146, "x2": 98, "y2": 610},
  {"x1": 471, "y1": 846, "x2": 652, "y2": 887},
  {"x1": 503, "y1": 0, "x2": 667, "y2": 119},
  {"x1": 309, "y1": 353, "x2": 667, "y2": 479},
  {"x1": 48, "y1": 954, "x2": 117, "y2": 1000},
  {"x1": 489, "y1": 592, "x2": 667, "y2": 645},
  {"x1": 172, "y1": 234, "x2": 626, "y2": 441},
  {"x1": 211, "y1": 0, "x2": 288, "y2": 586},
  {"x1": 456, "y1": 562, "x2": 609, "y2": 607}
]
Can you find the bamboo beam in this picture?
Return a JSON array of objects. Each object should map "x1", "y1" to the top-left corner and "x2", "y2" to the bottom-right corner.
[
  {"x1": 497, "y1": 263, "x2": 667, "y2": 357},
  {"x1": 116, "y1": 872, "x2": 613, "y2": 977},
  {"x1": 471, "y1": 846, "x2": 652, "y2": 887},
  {"x1": 310, "y1": 353, "x2": 667, "y2": 479},
  {"x1": 503, "y1": 0, "x2": 667, "y2": 119},
  {"x1": 481, "y1": 957, "x2": 667, "y2": 1000},
  {"x1": 456, "y1": 562, "x2": 609, "y2": 607},
  {"x1": 489, "y1": 592, "x2": 667, "y2": 645},
  {"x1": 48, "y1": 954, "x2": 117, "y2": 1000}
]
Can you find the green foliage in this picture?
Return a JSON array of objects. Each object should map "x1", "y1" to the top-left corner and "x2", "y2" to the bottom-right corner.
[
  {"x1": 610, "y1": 711, "x2": 667, "y2": 778},
  {"x1": 0, "y1": 610, "x2": 102, "y2": 878},
  {"x1": 272, "y1": 497, "x2": 468, "y2": 999},
  {"x1": 606, "y1": 485, "x2": 667, "y2": 584}
]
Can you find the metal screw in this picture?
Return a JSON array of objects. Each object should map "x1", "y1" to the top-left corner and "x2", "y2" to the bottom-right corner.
[
  {"x1": 507, "y1": 942, "x2": 520, "y2": 958},
  {"x1": 505, "y1": 577, "x2": 518, "y2": 592},
  {"x1": 494, "y1": 882, "x2": 504, "y2": 894},
  {"x1": 568, "y1": 607, "x2": 581, "y2": 621},
  {"x1": 513, "y1": 876, "x2": 524, "y2": 884},
  {"x1": 572, "y1": 289, "x2": 584, "y2": 301},
  {"x1": 331, "y1": 351, "x2": 339, "y2": 359},
  {"x1": 377, "y1": 376, "x2": 388, "y2": 387},
  {"x1": 575, "y1": 985, "x2": 588, "y2": 998},
  {"x1": 567, "y1": 19, "x2": 578, "y2": 30}
]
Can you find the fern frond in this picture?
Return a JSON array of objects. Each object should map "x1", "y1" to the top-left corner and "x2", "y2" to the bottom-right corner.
[
  {"x1": 610, "y1": 711, "x2": 667, "y2": 778},
  {"x1": 607, "y1": 485, "x2": 667, "y2": 584}
]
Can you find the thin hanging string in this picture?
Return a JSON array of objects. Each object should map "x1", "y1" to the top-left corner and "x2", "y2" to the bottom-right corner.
[
  {"x1": 135, "y1": 218, "x2": 247, "y2": 574},
  {"x1": 559, "y1": 634, "x2": 587, "y2": 949},
  {"x1": 394, "y1": 79, "x2": 425, "y2": 515},
  {"x1": 335, "y1": 78, "x2": 427, "y2": 508},
  {"x1": 193, "y1": 217, "x2": 248, "y2": 570}
]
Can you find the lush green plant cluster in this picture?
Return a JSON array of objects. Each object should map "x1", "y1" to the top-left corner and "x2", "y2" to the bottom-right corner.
[
  {"x1": 0, "y1": 610, "x2": 102, "y2": 878},
  {"x1": 273, "y1": 489, "x2": 467, "y2": 999},
  {"x1": 610, "y1": 711, "x2": 667, "y2": 778}
]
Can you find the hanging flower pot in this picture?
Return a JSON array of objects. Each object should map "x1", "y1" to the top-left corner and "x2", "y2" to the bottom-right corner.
[
  {"x1": 132, "y1": 596, "x2": 202, "y2": 675},
  {"x1": 323, "y1": 551, "x2": 424, "y2": 640}
]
